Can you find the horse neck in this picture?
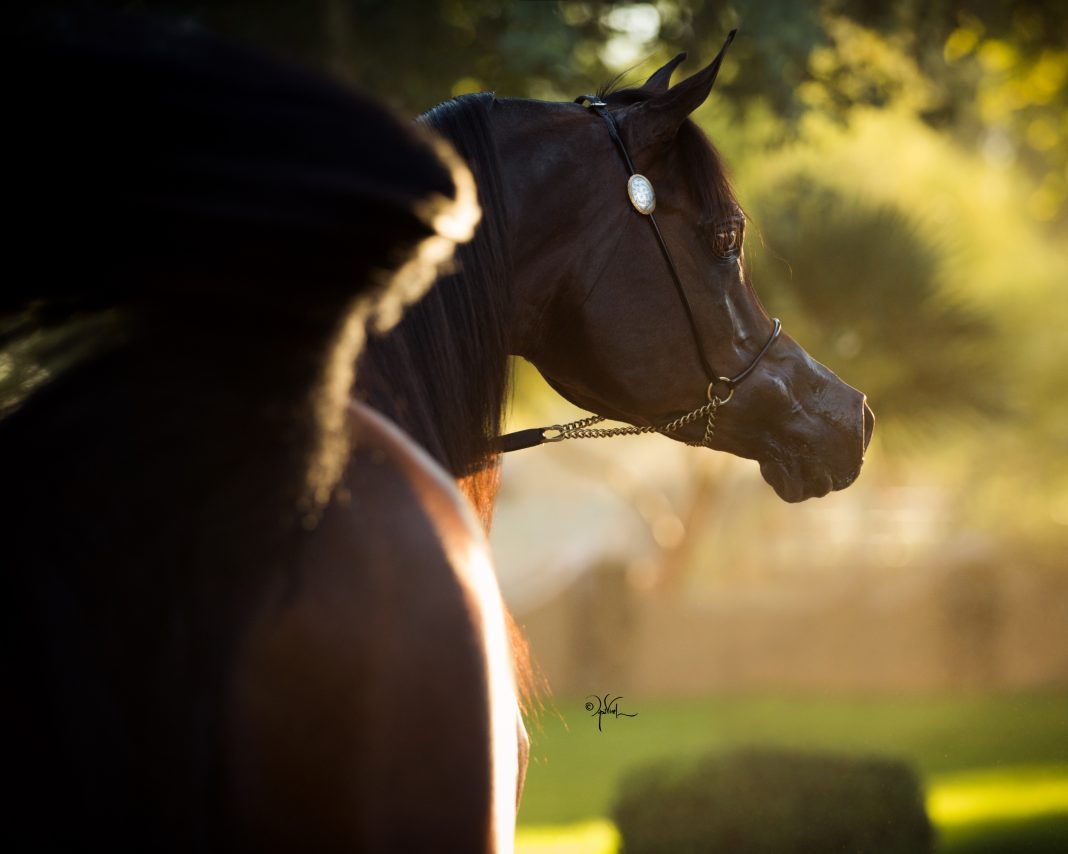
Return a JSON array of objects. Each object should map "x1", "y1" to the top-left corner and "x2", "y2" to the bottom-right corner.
[{"x1": 356, "y1": 94, "x2": 516, "y2": 529}]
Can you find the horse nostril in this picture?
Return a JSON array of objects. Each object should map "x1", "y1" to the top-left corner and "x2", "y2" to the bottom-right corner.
[{"x1": 863, "y1": 401, "x2": 875, "y2": 452}]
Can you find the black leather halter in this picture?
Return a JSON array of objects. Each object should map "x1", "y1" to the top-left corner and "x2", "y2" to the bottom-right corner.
[{"x1": 496, "y1": 95, "x2": 782, "y2": 454}]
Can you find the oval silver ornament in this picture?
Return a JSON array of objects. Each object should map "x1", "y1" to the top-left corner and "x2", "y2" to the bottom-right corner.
[{"x1": 627, "y1": 174, "x2": 656, "y2": 215}]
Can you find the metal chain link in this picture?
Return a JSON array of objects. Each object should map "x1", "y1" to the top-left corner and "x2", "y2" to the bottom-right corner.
[{"x1": 542, "y1": 397, "x2": 722, "y2": 448}]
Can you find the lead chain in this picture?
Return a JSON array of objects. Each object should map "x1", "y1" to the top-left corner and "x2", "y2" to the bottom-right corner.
[{"x1": 543, "y1": 398, "x2": 721, "y2": 448}]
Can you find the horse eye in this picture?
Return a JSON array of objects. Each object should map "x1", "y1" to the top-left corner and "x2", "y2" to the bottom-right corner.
[{"x1": 714, "y1": 226, "x2": 742, "y2": 257}]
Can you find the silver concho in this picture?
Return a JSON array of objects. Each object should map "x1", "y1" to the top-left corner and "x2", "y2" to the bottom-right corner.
[{"x1": 627, "y1": 173, "x2": 656, "y2": 215}]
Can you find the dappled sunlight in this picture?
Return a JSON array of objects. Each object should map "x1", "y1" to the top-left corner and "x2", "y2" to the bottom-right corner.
[
  {"x1": 599, "y1": 3, "x2": 662, "y2": 71},
  {"x1": 928, "y1": 766, "x2": 1068, "y2": 827},
  {"x1": 516, "y1": 820, "x2": 619, "y2": 854}
]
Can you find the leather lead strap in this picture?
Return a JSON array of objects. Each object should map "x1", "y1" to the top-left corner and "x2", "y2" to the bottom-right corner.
[{"x1": 496, "y1": 428, "x2": 549, "y2": 454}]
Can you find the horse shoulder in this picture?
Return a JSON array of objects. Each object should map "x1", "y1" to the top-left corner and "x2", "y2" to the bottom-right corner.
[{"x1": 226, "y1": 401, "x2": 518, "y2": 852}]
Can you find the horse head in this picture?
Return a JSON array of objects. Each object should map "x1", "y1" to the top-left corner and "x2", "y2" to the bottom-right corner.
[{"x1": 501, "y1": 35, "x2": 873, "y2": 502}]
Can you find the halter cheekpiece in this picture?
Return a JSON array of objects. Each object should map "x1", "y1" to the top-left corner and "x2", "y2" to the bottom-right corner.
[{"x1": 495, "y1": 90, "x2": 782, "y2": 455}]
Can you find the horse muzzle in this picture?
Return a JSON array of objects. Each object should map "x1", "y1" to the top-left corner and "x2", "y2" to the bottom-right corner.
[{"x1": 754, "y1": 388, "x2": 873, "y2": 503}]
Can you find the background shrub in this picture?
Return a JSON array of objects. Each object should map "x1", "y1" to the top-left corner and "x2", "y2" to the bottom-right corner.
[{"x1": 613, "y1": 748, "x2": 933, "y2": 853}]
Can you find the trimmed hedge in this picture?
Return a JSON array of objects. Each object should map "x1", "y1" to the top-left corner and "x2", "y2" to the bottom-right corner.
[{"x1": 613, "y1": 748, "x2": 933, "y2": 853}]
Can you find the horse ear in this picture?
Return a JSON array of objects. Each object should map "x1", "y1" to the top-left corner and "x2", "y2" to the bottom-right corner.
[
  {"x1": 625, "y1": 30, "x2": 736, "y2": 154},
  {"x1": 641, "y1": 52, "x2": 687, "y2": 93}
]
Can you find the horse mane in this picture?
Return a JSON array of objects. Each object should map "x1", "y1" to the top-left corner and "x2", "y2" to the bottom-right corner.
[{"x1": 356, "y1": 93, "x2": 514, "y2": 524}]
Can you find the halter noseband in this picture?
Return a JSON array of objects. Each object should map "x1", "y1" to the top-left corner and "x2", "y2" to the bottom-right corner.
[{"x1": 496, "y1": 95, "x2": 782, "y2": 454}]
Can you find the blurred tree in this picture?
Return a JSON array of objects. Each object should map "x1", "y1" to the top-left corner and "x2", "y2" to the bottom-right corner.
[
  {"x1": 746, "y1": 177, "x2": 1000, "y2": 440},
  {"x1": 824, "y1": 1, "x2": 1068, "y2": 223},
  {"x1": 93, "y1": 1, "x2": 1064, "y2": 222}
]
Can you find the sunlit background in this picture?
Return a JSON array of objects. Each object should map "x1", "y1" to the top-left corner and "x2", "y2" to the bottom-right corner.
[{"x1": 130, "y1": 1, "x2": 1066, "y2": 850}]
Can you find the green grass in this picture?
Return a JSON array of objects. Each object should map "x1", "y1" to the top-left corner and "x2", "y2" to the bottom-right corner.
[
  {"x1": 516, "y1": 694, "x2": 1068, "y2": 852},
  {"x1": 519, "y1": 694, "x2": 1068, "y2": 824}
]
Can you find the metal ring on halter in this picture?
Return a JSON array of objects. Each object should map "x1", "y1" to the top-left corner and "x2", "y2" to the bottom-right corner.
[
  {"x1": 542, "y1": 427, "x2": 565, "y2": 442},
  {"x1": 707, "y1": 378, "x2": 734, "y2": 405}
]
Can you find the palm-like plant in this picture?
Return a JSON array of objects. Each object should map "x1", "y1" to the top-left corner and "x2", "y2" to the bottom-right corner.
[{"x1": 746, "y1": 175, "x2": 1000, "y2": 443}]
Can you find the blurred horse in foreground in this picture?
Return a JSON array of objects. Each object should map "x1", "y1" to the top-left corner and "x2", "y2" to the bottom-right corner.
[{"x1": 3, "y1": 10, "x2": 519, "y2": 851}]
